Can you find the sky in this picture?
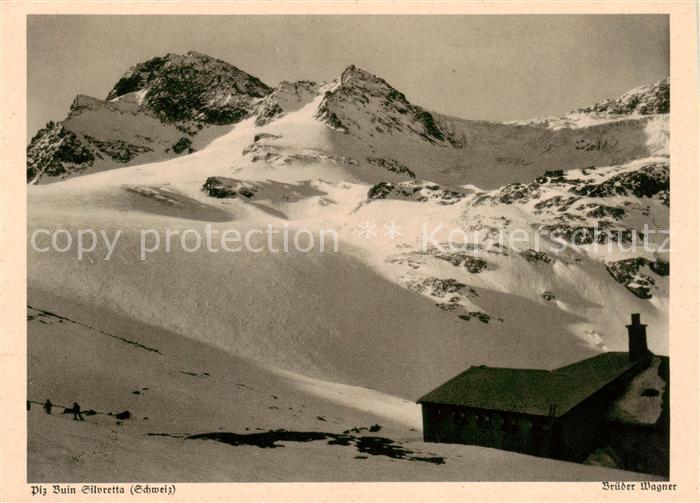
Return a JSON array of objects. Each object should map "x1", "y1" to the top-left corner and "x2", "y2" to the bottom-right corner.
[{"x1": 27, "y1": 15, "x2": 669, "y2": 138}]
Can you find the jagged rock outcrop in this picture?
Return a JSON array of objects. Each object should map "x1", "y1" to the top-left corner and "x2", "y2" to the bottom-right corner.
[
  {"x1": 366, "y1": 158, "x2": 416, "y2": 178},
  {"x1": 26, "y1": 122, "x2": 95, "y2": 183},
  {"x1": 107, "y1": 51, "x2": 271, "y2": 125},
  {"x1": 202, "y1": 177, "x2": 258, "y2": 199},
  {"x1": 27, "y1": 97, "x2": 186, "y2": 183},
  {"x1": 463, "y1": 160, "x2": 669, "y2": 289},
  {"x1": 170, "y1": 137, "x2": 193, "y2": 154},
  {"x1": 569, "y1": 162, "x2": 669, "y2": 203},
  {"x1": 367, "y1": 180, "x2": 465, "y2": 205},
  {"x1": 576, "y1": 78, "x2": 669, "y2": 115},
  {"x1": 475, "y1": 160, "x2": 668, "y2": 210},
  {"x1": 605, "y1": 257, "x2": 669, "y2": 299}
]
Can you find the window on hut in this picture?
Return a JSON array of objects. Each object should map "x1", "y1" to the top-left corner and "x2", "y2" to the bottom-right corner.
[
  {"x1": 502, "y1": 414, "x2": 518, "y2": 432},
  {"x1": 477, "y1": 412, "x2": 492, "y2": 428}
]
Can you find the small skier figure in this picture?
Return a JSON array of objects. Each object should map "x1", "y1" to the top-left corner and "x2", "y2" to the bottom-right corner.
[
  {"x1": 72, "y1": 402, "x2": 84, "y2": 421},
  {"x1": 43, "y1": 399, "x2": 53, "y2": 415}
]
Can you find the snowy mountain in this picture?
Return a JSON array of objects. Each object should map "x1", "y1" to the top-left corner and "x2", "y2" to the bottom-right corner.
[
  {"x1": 509, "y1": 78, "x2": 670, "y2": 131},
  {"x1": 28, "y1": 57, "x2": 670, "y2": 189},
  {"x1": 26, "y1": 53, "x2": 670, "y2": 480},
  {"x1": 576, "y1": 77, "x2": 670, "y2": 115},
  {"x1": 27, "y1": 52, "x2": 272, "y2": 183},
  {"x1": 106, "y1": 51, "x2": 271, "y2": 124},
  {"x1": 316, "y1": 65, "x2": 447, "y2": 143},
  {"x1": 270, "y1": 69, "x2": 666, "y2": 189}
]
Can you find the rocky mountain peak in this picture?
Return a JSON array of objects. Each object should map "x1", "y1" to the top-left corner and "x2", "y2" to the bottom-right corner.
[
  {"x1": 27, "y1": 51, "x2": 277, "y2": 183},
  {"x1": 337, "y1": 65, "x2": 409, "y2": 103},
  {"x1": 575, "y1": 77, "x2": 670, "y2": 115},
  {"x1": 105, "y1": 52, "x2": 272, "y2": 125},
  {"x1": 316, "y1": 65, "x2": 444, "y2": 143},
  {"x1": 28, "y1": 55, "x2": 670, "y2": 187},
  {"x1": 340, "y1": 64, "x2": 372, "y2": 82},
  {"x1": 106, "y1": 52, "x2": 270, "y2": 100}
]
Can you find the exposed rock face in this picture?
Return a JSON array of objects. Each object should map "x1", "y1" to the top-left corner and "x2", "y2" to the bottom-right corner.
[
  {"x1": 83, "y1": 135, "x2": 153, "y2": 162},
  {"x1": 407, "y1": 278, "x2": 468, "y2": 297},
  {"x1": 539, "y1": 222, "x2": 637, "y2": 245},
  {"x1": 171, "y1": 137, "x2": 193, "y2": 154},
  {"x1": 492, "y1": 183, "x2": 542, "y2": 205},
  {"x1": 316, "y1": 65, "x2": 446, "y2": 143},
  {"x1": 424, "y1": 248, "x2": 488, "y2": 273},
  {"x1": 366, "y1": 158, "x2": 416, "y2": 178},
  {"x1": 367, "y1": 180, "x2": 465, "y2": 205},
  {"x1": 581, "y1": 204, "x2": 626, "y2": 220},
  {"x1": 254, "y1": 80, "x2": 319, "y2": 126},
  {"x1": 576, "y1": 78, "x2": 670, "y2": 115},
  {"x1": 106, "y1": 51, "x2": 272, "y2": 125},
  {"x1": 404, "y1": 276, "x2": 494, "y2": 323},
  {"x1": 605, "y1": 257, "x2": 669, "y2": 299},
  {"x1": 475, "y1": 160, "x2": 668, "y2": 214},
  {"x1": 456, "y1": 159, "x2": 669, "y2": 303},
  {"x1": 26, "y1": 122, "x2": 95, "y2": 182},
  {"x1": 27, "y1": 96, "x2": 187, "y2": 183},
  {"x1": 569, "y1": 162, "x2": 669, "y2": 204},
  {"x1": 202, "y1": 177, "x2": 258, "y2": 199},
  {"x1": 28, "y1": 52, "x2": 273, "y2": 183},
  {"x1": 458, "y1": 311, "x2": 491, "y2": 323},
  {"x1": 519, "y1": 249, "x2": 554, "y2": 264}
]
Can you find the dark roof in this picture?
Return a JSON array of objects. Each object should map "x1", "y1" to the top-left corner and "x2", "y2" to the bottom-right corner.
[{"x1": 418, "y1": 352, "x2": 636, "y2": 417}]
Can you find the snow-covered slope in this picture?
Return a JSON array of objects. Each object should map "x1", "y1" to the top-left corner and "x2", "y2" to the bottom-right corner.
[
  {"x1": 253, "y1": 80, "x2": 321, "y2": 126},
  {"x1": 27, "y1": 55, "x2": 670, "y2": 480},
  {"x1": 28, "y1": 86, "x2": 670, "y2": 399},
  {"x1": 238, "y1": 65, "x2": 670, "y2": 189},
  {"x1": 27, "y1": 290, "x2": 654, "y2": 482}
]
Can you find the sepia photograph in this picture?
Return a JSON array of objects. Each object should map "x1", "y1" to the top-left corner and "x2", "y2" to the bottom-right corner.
[{"x1": 1, "y1": 3, "x2": 698, "y2": 501}]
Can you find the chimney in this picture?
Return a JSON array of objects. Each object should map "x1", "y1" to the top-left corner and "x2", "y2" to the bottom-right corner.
[{"x1": 627, "y1": 313, "x2": 651, "y2": 363}]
